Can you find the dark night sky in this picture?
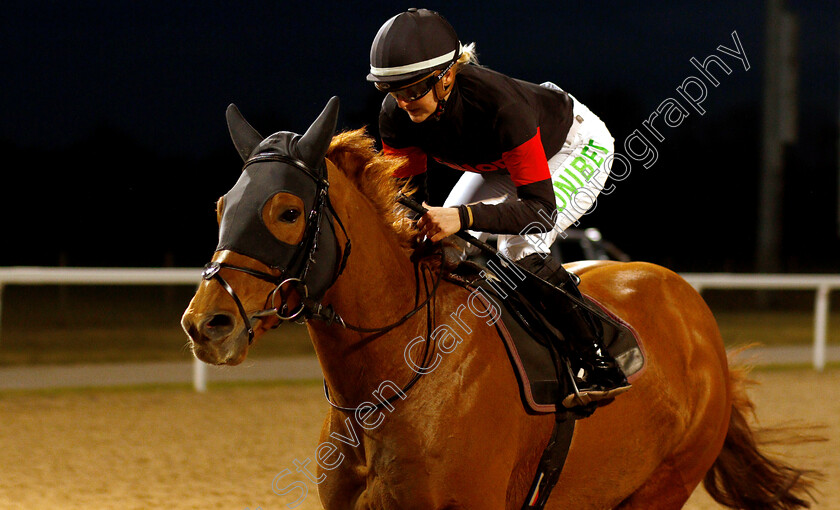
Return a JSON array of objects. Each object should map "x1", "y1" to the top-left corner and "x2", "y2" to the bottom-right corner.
[{"x1": 1, "y1": 1, "x2": 838, "y2": 272}]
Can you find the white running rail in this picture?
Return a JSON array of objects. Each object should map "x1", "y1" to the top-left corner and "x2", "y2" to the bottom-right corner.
[
  {"x1": 0, "y1": 267, "x2": 209, "y2": 391},
  {"x1": 0, "y1": 268, "x2": 837, "y2": 394},
  {"x1": 682, "y1": 273, "x2": 840, "y2": 371}
]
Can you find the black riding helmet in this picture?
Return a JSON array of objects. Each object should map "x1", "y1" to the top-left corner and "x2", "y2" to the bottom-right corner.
[{"x1": 367, "y1": 8, "x2": 462, "y2": 91}]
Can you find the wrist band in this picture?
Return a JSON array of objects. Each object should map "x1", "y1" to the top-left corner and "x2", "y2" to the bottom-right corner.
[{"x1": 457, "y1": 204, "x2": 474, "y2": 230}]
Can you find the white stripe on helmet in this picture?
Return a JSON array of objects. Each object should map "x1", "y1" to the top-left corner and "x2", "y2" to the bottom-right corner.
[{"x1": 370, "y1": 43, "x2": 463, "y2": 77}]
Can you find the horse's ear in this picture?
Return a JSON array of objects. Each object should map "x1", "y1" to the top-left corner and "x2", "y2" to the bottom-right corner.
[
  {"x1": 297, "y1": 96, "x2": 339, "y2": 168},
  {"x1": 226, "y1": 104, "x2": 264, "y2": 162}
]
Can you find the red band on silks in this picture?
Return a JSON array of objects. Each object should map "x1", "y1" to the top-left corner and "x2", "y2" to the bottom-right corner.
[
  {"x1": 502, "y1": 128, "x2": 551, "y2": 186},
  {"x1": 383, "y1": 142, "x2": 428, "y2": 178}
]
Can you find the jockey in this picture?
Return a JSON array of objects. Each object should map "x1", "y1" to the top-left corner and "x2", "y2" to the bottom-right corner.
[{"x1": 366, "y1": 8, "x2": 630, "y2": 408}]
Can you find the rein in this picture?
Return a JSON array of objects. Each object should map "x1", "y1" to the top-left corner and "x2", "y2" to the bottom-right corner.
[{"x1": 322, "y1": 251, "x2": 446, "y2": 414}]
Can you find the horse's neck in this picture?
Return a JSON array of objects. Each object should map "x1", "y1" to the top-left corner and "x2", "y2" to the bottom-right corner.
[{"x1": 307, "y1": 171, "x2": 429, "y2": 406}]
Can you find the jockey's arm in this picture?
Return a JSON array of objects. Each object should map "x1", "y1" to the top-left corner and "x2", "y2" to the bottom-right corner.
[
  {"x1": 383, "y1": 137, "x2": 556, "y2": 241},
  {"x1": 463, "y1": 178, "x2": 555, "y2": 234},
  {"x1": 461, "y1": 131, "x2": 556, "y2": 235},
  {"x1": 416, "y1": 178, "x2": 554, "y2": 243}
]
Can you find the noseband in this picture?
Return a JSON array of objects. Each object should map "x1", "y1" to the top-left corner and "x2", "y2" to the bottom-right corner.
[{"x1": 200, "y1": 261, "x2": 307, "y2": 344}]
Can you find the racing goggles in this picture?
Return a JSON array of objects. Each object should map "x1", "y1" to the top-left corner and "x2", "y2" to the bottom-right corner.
[{"x1": 376, "y1": 61, "x2": 455, "y2": 102}]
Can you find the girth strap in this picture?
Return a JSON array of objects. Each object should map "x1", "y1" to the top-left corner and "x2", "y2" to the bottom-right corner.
[{"x1": 522, "y1": 415, "x2": 576, "y2": 509}]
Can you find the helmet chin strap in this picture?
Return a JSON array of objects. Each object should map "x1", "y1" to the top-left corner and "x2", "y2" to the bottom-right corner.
[{"x1": 431, "y1": 74, "x2": 453, "y2": 120}]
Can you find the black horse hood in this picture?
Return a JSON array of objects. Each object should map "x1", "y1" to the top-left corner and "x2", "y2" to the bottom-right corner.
[{"x1": 215, "y1": 98, "x2": 341, "y2": 298}]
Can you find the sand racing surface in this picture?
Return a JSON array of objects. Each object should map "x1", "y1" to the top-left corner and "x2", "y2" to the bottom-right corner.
[{"x1": 1, "y1": 368, "x2": 837, "y2": 509}]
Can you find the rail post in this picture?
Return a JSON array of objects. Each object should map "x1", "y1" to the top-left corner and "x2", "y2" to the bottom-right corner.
[
  {"x1": 193, "y1": 357, "x2": 207, "y2": 392},
  {"x1": 0, "y1": 283, "x2": 4, "y2": 344},
  {"x1": 814, "y1": 285, "x2": 829, "y2": 372}
]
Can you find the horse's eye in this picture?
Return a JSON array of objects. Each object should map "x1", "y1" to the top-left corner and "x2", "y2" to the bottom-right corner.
[{"x1": 279, "y1": 208, "x2": 301, "y2": 223}]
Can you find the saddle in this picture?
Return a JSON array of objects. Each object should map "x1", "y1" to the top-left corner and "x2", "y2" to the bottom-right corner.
[{"x1": 447, "y1": 260, "x2": 646, "y2": 415}]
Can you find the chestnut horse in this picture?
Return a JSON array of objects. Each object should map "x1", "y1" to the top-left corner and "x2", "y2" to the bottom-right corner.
[{"x1": 182, "y1": 98, "x2": 813, "y2": 509}]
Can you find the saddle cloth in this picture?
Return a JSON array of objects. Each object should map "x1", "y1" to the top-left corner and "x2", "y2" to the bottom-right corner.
[{"x1": 453, "y1": 273, "x2": 646, "y2": 414}]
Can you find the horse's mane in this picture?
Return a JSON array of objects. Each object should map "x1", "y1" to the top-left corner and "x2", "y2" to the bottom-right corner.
[{"x1": 326, "y1": 129, "x2": 417, "y2": 248}]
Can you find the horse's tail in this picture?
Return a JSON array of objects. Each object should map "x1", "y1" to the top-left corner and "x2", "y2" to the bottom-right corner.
[{"x1": 703, "y1": 363, "x2": 820, "y2": 509}]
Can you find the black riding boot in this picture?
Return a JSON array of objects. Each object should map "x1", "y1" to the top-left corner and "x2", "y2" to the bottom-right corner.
[{"x1": 517, "y1": 253, "x2": 630, "y2": 408}]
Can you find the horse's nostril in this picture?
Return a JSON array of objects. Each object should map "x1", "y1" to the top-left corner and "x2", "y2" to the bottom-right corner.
[{"x1": 194, "y1": 312, "x2": 236, "y2": 342}]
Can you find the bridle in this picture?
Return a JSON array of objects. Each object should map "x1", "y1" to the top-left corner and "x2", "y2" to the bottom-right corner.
[
  {"x1": 201, "y1": 151, "x2": 350, "y2": 344},
  {"x1": 200, "y1": 151, "x2": 445, "y2": 412},
  {"x1": 200, "y1": 260, "x2": 306, "y2": 344}
]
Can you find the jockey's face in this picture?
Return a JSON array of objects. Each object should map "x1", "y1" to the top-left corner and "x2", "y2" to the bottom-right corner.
[
  {"x1": 394, "y1": 69, "x2": 454, "y2": 123},
  {"x1": 395, "y1": 88, "x2": 438, "y2": 122}
]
